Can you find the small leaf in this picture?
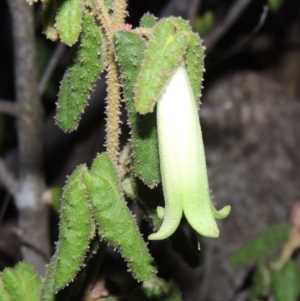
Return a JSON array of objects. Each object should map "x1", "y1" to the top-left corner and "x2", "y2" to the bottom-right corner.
[
  {"x1": 0, "y1": 276, "x2": 11, "y2": 301},
  {"x1": 228, "y1": 222, "x2": 291, "y2": 267},
  {"x1": 1, "y1": 263, "x2": 40, "y2": 301},
  {"x1": 2, "y1": 268, "x2": 23, "y2": 301},
  {"x1": 41, "y1": 165, "x2": 94, "y2": 299},
  {"x1": 56, "y1": 13, "x2": 106, "y2": 132},
  {"x1": 168, "y1": 17, "x2": 205, "y2": 104},
  {"x1": 84, "y1": 153, "x2": 157, "y2": 281},
  {"x1": 140, "y1": 13, "x2": 157, "y2": 28},
  {"x1": 56, "y1": 0, "x2": 83, "y2": 46},
  {"x1": 135, "y1": 19, "x2": 189, "y2": 114},
  {"x1": 42, "y1": 0, "x2": 58, "y2": 41},
  {"x1": 113, "y1": 31, "x2": 160, "y2": 186},
  {"x1": 270, "y1": 260, "x2": 300, "y2": 301}
]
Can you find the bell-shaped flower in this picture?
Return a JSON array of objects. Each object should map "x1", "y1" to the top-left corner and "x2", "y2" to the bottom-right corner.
[{"x1": 148, "y1": 66, "x2": 230, "y2": 240}]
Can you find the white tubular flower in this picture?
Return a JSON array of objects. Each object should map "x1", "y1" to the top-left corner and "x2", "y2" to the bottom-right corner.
[{"x1": 148, "y1": 66, "x2": 230, "y2": 240}]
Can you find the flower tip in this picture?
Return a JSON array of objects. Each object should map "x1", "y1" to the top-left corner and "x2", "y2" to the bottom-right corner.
[{"x1": 211, "y1": 204, "x2": 231, "y2": 220}]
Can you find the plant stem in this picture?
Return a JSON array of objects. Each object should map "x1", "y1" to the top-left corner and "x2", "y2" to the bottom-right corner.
[
  {"x1": 8, "y1": 0, "x2": 50, "y2": 276},
  {"x1": 97, "y1": 0, "x2": 121, "y2": 166}
]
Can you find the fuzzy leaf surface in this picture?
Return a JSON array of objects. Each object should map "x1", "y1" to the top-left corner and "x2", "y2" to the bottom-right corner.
[
  {"x1": 135, "y1": 19, "x2": 189, "y2": 114},
  {"x1": 56, "y1": 0, "x2": 83, "y2": 46},
  {"x1": 0, "y1": 277, "x2": 11, "y2": 301},
  {"x1": 41, "y1": 165, "x2": 94, "y2": 300},
  {"x1": 169, "y1": 17, "x2": 204, "y2": 104},
  {"x1": 84, "y1": 153, "x2": 156, "y2": 281},
  {"x1": 114, "y1": 31, "x2": 160, "y2": 186},
  {"x1": 140, "y1": 13, "x2": 157, "y2": 28},
  {"x1": 56, "y1": 13, "x2": 106, "y2": 132},
  {"x1": 1, "y1": 262, "x2": 40, "y2": 301}
]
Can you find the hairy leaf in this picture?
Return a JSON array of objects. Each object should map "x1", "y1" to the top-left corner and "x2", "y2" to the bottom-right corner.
[
  {"x1": 113, "y1": 31, "x2": 160, "y2": 186},
  {"x1": 84, "y1": 153, "x2": 156, "y2": 281},
  {"x1": 56, "y1": 0, "x2": 83, "y2": 46},
  {"x1": 41, "y1": 165, "x2": 94, "y2": 300},
  {"x1": 134, "y1": 19, "x2": 189, "y2": 114},
  {"x1": 169, "y1": 17, "x2": 205, "y2": 104},
  {"x1": 0, "y1": 277, "x2": 11, "y2": 301},
  {"x1": 56, "y1": 13, "x2": 106, "y2": 132},
  {"x1": 228, "y1": 222, "x2": 291, "y2": 267},
  {"x1": 140, "y1": 13, "x2": 157, "y2": 28},
  {"x1": 1, "y1": 262, "x2": 40, "y2": 301}
]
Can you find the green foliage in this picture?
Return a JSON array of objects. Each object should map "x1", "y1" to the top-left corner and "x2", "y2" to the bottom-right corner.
[
  {"x1": 134, "y1": 19, "x2": 189, "y2": 114},
  {"x1": 228, "y1": 222, "x2": 291, "y2": 267},
  {"x1": 84, "y1": 153, "x2": 157, "y2": 281},
  {"x1": 56, "y1": 13, "x2": 107, "y2": 132},
  {"x1": 168, "y1": 18, "x2": 204, "y2": 104},
  {"x1": 140, "y1": 13, "x2": 157, "y2": 28},
  {"x1": 268, "y1": 0, "x2": 285, "y2": 11},
  {"x1": 270, "y1": 260, "x2": 300, "y2": 301},
  {"x1": 56, "y1": 0, "x2": 83, "y2": 46},
  {"x1": 0, "y1": 262, "x2": 41, "y2": 301},
  {"x1": 132, "y1": 277, "x2": 182, "y2": 301},
  {"x1": 113, "y1": 31, "x2": 160, "y2": 186},
  {"x1": 41, "y1": 165, "x2": 94, "y2": 300}
]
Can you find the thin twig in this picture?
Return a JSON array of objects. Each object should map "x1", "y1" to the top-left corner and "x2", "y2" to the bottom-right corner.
[
  {"x1": 204, "y1": 0, "x2": 253, "y2": 52},
  {"x1": 0, "y1": 159, "x2": 19, "y2": 196},
  {"x1": 0, "y1": 100, "x2": 19, "y2": 117},
  {"x1": 38, "y1": 42, "x2": 66, "y2": 95}
]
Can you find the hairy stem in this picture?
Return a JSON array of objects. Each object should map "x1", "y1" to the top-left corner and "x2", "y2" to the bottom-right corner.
[
  {"x1": 97, "y1": 0, "x2": 121, "y2": 166},
  {"x1": 8, "y1": 0, "x2": 50, "y2": 275},
  {"x1": 105, "y1": 53, "x2": 121, "y2": 166},
  {"x1": 112, "y1": 0, "x2": 128, "y2": 28}
]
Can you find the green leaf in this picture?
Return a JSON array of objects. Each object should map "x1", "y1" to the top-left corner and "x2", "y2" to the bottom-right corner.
[
  {"x1": 113, "y1": 31, "x2": 160, "y2": 186},
  {"x1": 56, "y1": 0, "x2": 83, "y2": 46},
  {"x1": 42, "y1": 0, "x2": 58, "y2": 41},
  {"x1": 270, "y1": 260, "x2": 300, "y2": 301},
  {"x1": 1, "y1": 262, "x2": 40, "y2": 301},
  {"x1": 83, "y1": 153, "x2": 157, "y2": 281},
  {"x1": 14, "y1": 263, "x2": 41, "y2": 301},
  {"x1": 56, "y1": 13, "x2": 107, "y2": 132},
  {"x1": 228, "y1": 222, "x2": 291, "y2": 267},
  {"x1": 41, "y1": 165, "x2": 95, "y2": 300},
  {"x1": 0, "y1": 276, "x2": 12, "y2": 301},
  {"x1": 132, "y1": 277, "x2": 182, "y2": 301},
  {"x1": 140, "y1": 13, "x2": 157, "y2": 28},
  {"x1": 2, "y1": 269, "x2": 23, "y2": 301},
  {"x1": 168, "y1": 17, "x2": 205, "y2": 104},
  {"x1": 135, "y1": 19, "x2": 189, "y2": 114}
]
